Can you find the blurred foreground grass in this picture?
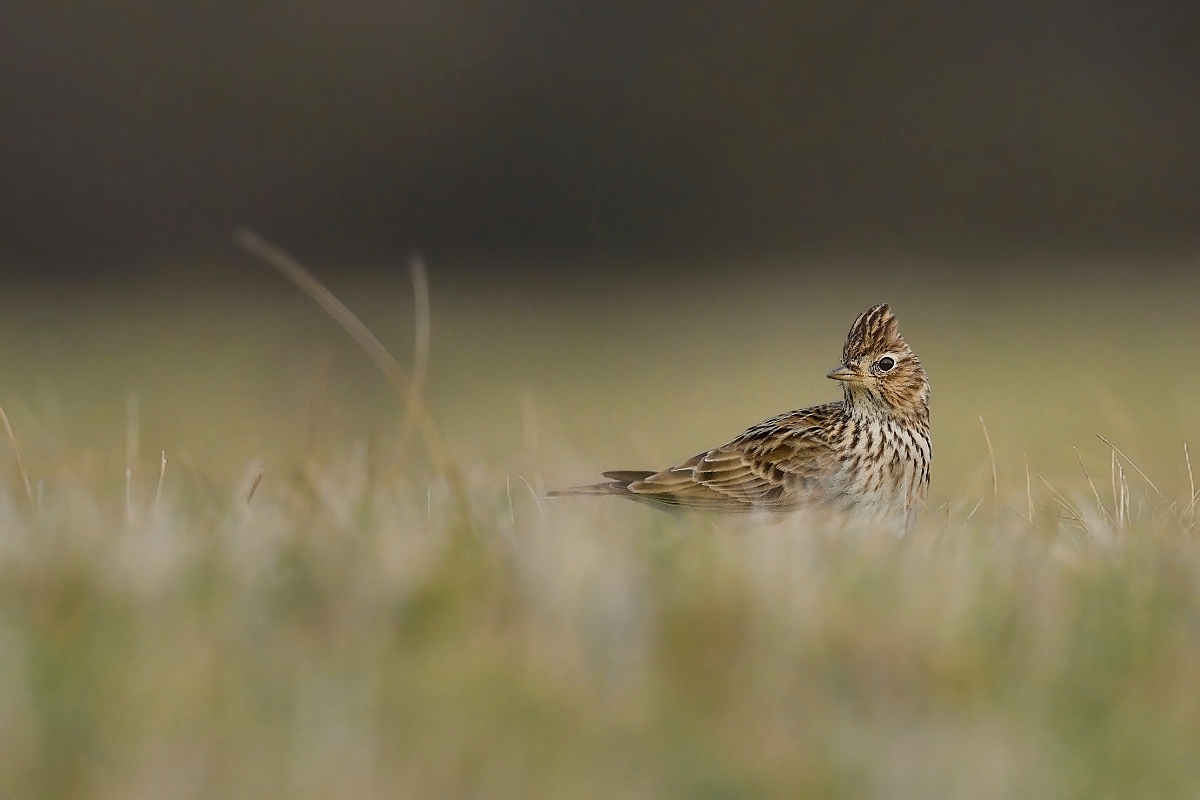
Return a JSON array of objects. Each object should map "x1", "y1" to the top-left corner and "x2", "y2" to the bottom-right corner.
[
  {"x1": 3, "y1": 450, "x2": 1200, "y2": 798},
  {"x1": 1, "y1": 257, "x2": 1199, "y2": 797}
]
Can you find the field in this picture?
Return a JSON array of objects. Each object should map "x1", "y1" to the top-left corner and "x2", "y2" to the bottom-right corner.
[{"x1": 1, "y1": 254, "x2": 1199, "y2": 798}]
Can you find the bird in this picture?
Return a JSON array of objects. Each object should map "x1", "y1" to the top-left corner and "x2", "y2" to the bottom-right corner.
[{"x1": 549, "y1": 303, "x2": 931, "y2": 533}]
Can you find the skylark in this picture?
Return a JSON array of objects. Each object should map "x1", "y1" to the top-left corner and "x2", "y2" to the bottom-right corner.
[{"x1": 551, "y1": 304, "x2": 931, "y2": 532}]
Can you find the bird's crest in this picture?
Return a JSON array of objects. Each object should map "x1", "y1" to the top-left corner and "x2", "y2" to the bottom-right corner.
[{"x1": 842, "y1": 303, "x2": 905, "y2": 362}]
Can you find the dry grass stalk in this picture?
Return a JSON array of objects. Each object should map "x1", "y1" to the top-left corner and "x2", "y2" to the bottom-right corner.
[
  {"x1": 234, "y1": 229, "x2": 460, "y2": 488},
  {"x1": 155, "y1": 451, "x2": 167, "y2": 513},
  {"x1": 1074, "y1": 446, "x2": 1113, "y2": 526},
  {"x1": 1098, "y1": 433, "x2": 1164, "y2": 500},
  {"x1": 0, "y1": 406, "x2": 33, "y2": 509},
  {"x1": 246, "y1": 469, "x2": 265, "y2": 506},
  {"x1": 1038, "y1": 473, "x2": 1087, "y2": 531},
  {"x1": 979, "y1": 416, "x2": 998, "y2": 528},
  {"x1": 961, "y1": 497, "x2": 985, "y2": 530},
  {"x1": 1185, "y1": 444, "x2": 1197, "y2": 531},
  {"x1": 399, "y1": 253, "x2": 431, "y2": 449},
  {"x1": 1024, "y1": 452, "x2": 1034, "y2": 524}
]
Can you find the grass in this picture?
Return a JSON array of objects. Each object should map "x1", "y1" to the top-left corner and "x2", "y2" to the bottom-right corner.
[
  {"x1": 1, "y1": 252, "x2": 1199, "y2": 797},
  {"x1": 3, "y1": 444, "x2": 1200, "y2": 799}
]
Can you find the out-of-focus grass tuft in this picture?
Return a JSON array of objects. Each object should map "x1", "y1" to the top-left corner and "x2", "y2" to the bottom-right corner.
[{"x1": 1, "y1": 434, "x2": 1199, "y2": 799}]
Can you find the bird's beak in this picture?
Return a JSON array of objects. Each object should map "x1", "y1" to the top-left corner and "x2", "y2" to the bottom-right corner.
[{"x1": 827, "y1": 365, "x2": 859, "y2": 382}]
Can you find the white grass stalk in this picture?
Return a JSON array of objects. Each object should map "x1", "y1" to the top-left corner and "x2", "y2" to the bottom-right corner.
[
  {"x1": 979, "y1": 416, "x2": 998, "y2": 529},
  {"x1": 1074, "y1": 446, "x2": 1112, "y2": 527},
  {"x1": 0, "y1": 406, "x2": 33, "y2": 510},
  {"x1": 155, "y1": 451, "x2": 167, "y2": 513},
  {"x1": 1098, "y1": 434, "x2": 1165, "y2": 501}
]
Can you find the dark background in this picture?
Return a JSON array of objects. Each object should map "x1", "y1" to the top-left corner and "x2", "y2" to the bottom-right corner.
[{"x1": 2, "y1": 0, "x2": 1198, "y2": 279}]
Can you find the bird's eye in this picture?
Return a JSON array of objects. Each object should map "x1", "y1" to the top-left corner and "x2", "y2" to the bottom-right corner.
[{"x1": 876, "y1": 357, "x2": 896, "y2": 372}]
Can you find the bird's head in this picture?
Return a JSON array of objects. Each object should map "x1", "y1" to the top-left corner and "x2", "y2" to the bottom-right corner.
[{"x1": 828, "y1": 304, "x2": 929, "y2": 419}]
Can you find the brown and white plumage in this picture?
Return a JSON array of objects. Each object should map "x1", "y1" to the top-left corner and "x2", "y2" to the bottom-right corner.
[{"x1": 551, "y1": 304, "x2": 931, "y2": 532}]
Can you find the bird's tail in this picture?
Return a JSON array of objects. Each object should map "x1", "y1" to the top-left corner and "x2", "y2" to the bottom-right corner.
[{"x1": 546, "y1": 470, "x2": 655, "y2": 498}]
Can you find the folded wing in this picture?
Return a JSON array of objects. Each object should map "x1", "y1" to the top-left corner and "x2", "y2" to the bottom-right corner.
[{"x1": 553, "y1": 403, "x2": 842, "y2": 512}]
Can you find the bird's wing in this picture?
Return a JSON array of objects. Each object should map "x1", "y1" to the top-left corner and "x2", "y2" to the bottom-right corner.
[{"x1": 624, "y1": 403, "x2": 843, "y2": 510}]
